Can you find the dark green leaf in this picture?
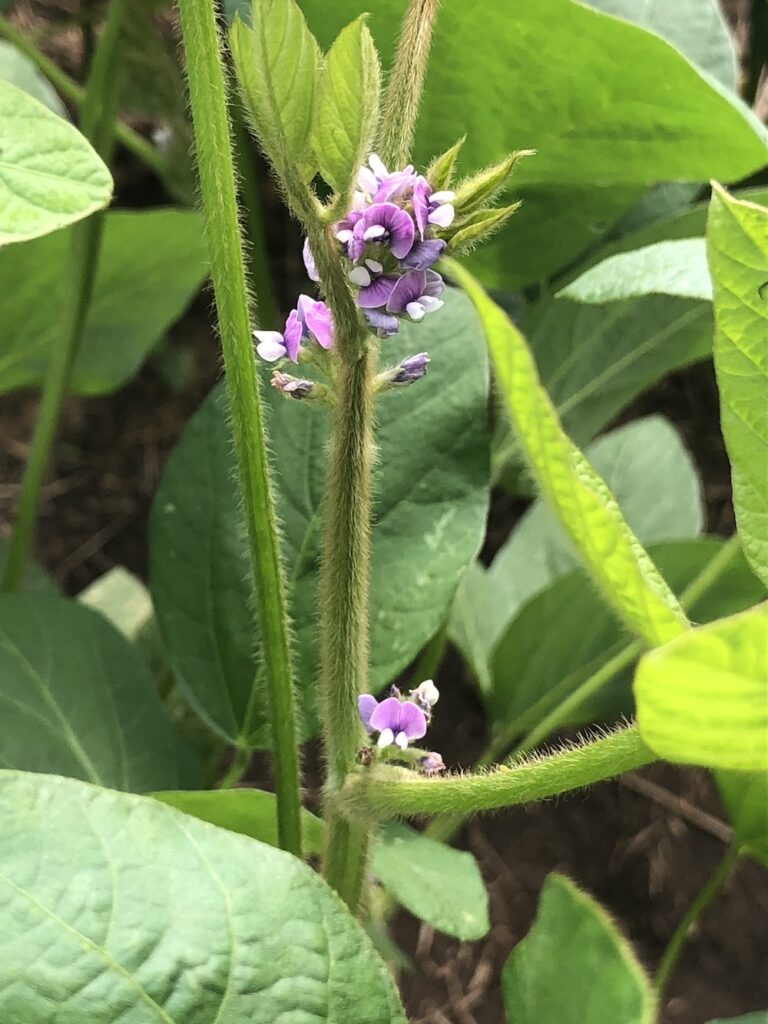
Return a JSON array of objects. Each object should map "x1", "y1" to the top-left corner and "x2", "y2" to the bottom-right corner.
[
  {"x1": 0, "y1": 595, "x2": 197, "y2": 790},
  {"x1": 0, "y1": 39, "x2": 67, "y2": 115},
  {"x1": 150, "y1": 289, "x2": 489, "y2": 745},
  {"x1": 0, "y1": 771, "x2": 406, "y2": 1023}
]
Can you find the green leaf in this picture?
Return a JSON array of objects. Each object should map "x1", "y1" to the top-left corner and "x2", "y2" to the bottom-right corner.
[
  {"x1": 230, "y1": 0, "x2": 320, "y2": 174},
  {"x1": 0, "y1": 539, "x2": 56, "y2": 594},
  {"x1": 152, "y1": 787, "x2": 325, "y2": 855},
  {"x1": 449, "y1": 259, "x2": 688, "y2": 648},
  {"x1": 300, "y1": 0, "x2": 767, "y2": 289},
  {"x1": 708, "y1": 187, "x2": 768, "y2": 587},
  {"x1": 0, "y1": 208, "x2": 208, "y2": 395},
  {"x1": 706, "y1": 1015, "x2": 768, "y2": 1024},
  {"x1": 371, "y1": 822, "x2": 489, "y2": 941},
  {"x1": 489, "y1": 539, "x2": 765, "y2": 734},
  {"x1": 0, "y1": 80, "x2": 112, "y2": 244},
  {"x1": 716, "y1": 769, "x2": 768, "y2": 867},
  {"x1": 0, "y1": 595, "x2": 197, "y2": 790},
  {"x1": 312, "y1": 16, "x2": 380, "y2": 195},
  {"x1": 559, "y1": 239, "x2": 711, "y2": 304},
  {"x1": 635, "y1": 603, "x2": 768, "y2": 771},
  {"x1": 0, "y1": 39, "x2": 67, "y2": 116},
  {"x1": 150, "y1": 288, "x2": 489, "y2": 744},
  {"x1": 583, "y1": 0, "x2": 736, "y2": 91},
  {"x1": 0, "y1": 771, "x2": 407, "y2": 1023},
  {"x1": 502, "y1": 873, "x2": 654, "y2": 1024},
  {"x1": 452, "y1": 416, "x2": 703, "y2": 691}
]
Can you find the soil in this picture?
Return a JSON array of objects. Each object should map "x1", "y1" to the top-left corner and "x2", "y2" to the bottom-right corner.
[{"x1": 1, "y1": 1, "x2": 767, "y2": 1021}]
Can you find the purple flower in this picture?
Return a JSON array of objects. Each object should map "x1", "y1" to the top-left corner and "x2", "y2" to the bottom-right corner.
[
  {"x1": 358, "y1": 694, "x2": 427, "y2": 749},
  {"x1": 412, "y1": 176, "x2": 455, "y2": 238},
  {"x1": 357, "y1": 154, "x2": 418, "y2": 204},
  {"x1": 386, "y1": 270, "x2": 445, "y2": 321},
  {"x1": 393, "y1": 352, "x2": 430, "y2": 384},
  {"x1": 253, "y1": 295, "x2": 334, "y2": 363},
  {"x1": 400, "y1": 238, "x2": 446, "y2": 271},
  {"x1": 420, "y1": 752, "x2": 446, "y2": 775},
  {"x1": 302, "y1": 238, "x2": 320, "y2": 282},
  {"x1": 271, "y1": 372, "x2": 315, "y2": 398},
  {"x1": 363, "y1": 309, "x2": 400, "y2": 337},
  {"x1": 359, "y1": 203, "x2": 415, "y2": 260}
]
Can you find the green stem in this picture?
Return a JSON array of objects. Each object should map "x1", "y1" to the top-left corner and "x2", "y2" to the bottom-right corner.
[
  {"x1": 0, "y1": 15, "x2": 165, "y2": 178},
  {"x1": 377, "y1": 0, "x2": 440, "y2": 168},
  {"x1": 341, "y1": 724, "x2": 654, "y2": 820},
  {"x1": 319, "y1": 347, "x2": 377, "y2": 910},
  {"x1": 678, "y1": 533, "x2": 742, "y2": 609},
  {"x1": 230, "y1": 101, "x2": 279, "y2": 328},
  {"x1": 654, "y1": 844, "x2": 739, "y2": 995},
  {"x1": 217, "y1": 746, "x2": 251, "y2": 789},
  {"x1": 176, "y1": 0, "x2": 302, "y2": 857},
  {"x1": 1, "y1": 0, "x2": 127, "y2": 593}
]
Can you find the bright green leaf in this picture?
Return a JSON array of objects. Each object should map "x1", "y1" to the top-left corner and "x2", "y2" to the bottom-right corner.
[
  {"x1": 152, "y1": 788, "x2": 325, "y2": 856},
  {"x1": 0, "y1": 595, "x2": 197, "y2": 790},
  {"x1": 708, "y1": 186, "x2": 768, "y2": 587},
  {"x1": 312, "y1": 16, "x2": 380, "y2": 195},
  {"x1": 0, "y1": 771, "x2": 406, "y2": 1023},
  {"x1": 559, "y1": 239, "x2": 711, "y2": 304},
  {"x1": 0, "y1": 39, "x2": 67, "y2": 116},
  {"x1": 716, "y1": 769, "x2": 768, "y2": 867},
  {"x1": 230, "y1": 0, "x2": 320, "y2": 175},
  {"x1": 0, "y1": 79, "x2": 111, "y2": 244},
  {"x1": 150, "y1": 289, "x2": 489, "y2": 744},
  {"x1": 448, "y1": 259, "x2": 688, "y2": 648},
  {"x1": 635, "y1": 603, "x2": 768, "y2": 771},
  {"x1": 0, "y1": 208, "x2": 208, "y2": 395},
  {"x1": 372, "y1": 822, "x2": 490, "y2": 941},
  {"x1": 502, "y1": 873, "x2": 654, "y2": 1024},
  {"x1": 489, "y1": 539, "x2": 766, "y2": 734}
]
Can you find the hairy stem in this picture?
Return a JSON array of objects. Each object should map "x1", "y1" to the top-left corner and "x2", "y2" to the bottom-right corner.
[
  {"x1": 341, "y1": 724, "x2": 654, "y2": 820},
  {"x1": 654, "y1": 844, "x2": 739, "y2": 995},
  {"x1": 0, "y1": 15, "x2": 165, "y2": 178},
  {"x1": 1, "y1": 0, "x2": 127, "y2": 593},
  {"x1": 177, "y1": 0, "x2": 302, "y2": 857},
  {"x1": 377, "y1": 0, "x2": 440, "y2": 168}
]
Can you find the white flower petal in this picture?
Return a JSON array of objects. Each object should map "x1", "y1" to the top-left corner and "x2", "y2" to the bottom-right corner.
[
  {"x1": 254, "y1": 333, "x2": 287, "y2": 362},
  {"x1": 377, "y1": 728, "x2": 395, "y2": 748},
  {"x1": 364, "y1": 224, "x2": 387, "y2": 241},
  {"x1": 357, "y1": 166, "x2": 378, "y2": 195},
  {"x1": 420, "y1": 296, "x2": 444, "y2": 314},
  {"x1": 394, "y1": 731, "x2": 408, "y2": 750},
  {"x1": 406, "y1": 301, "x2": 426, "y2": 321},
  {"x1": 336, "y1": 229, "x2": 353, "y2": 243},
  {"x1": 430, "y1": 190, "x2": 455, "y2": 204},
  {"x1": 365, "y1": 258, "x2": 383, "y2": 274},
  {"x1": 368, "y1": 153, "x2": 388, "y2": 179},
  {"x1": 348, "y1": 266, "x2": 372, "y2": 287},
  {"x1": 428, "y1": 204, "x2": 455, "y2": 228}
]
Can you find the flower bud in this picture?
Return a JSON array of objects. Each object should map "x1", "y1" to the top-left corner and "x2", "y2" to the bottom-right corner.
[
  {"x1": 271, "y1": 372, "x2": 317, "y2": 399},
  {"x1": 410, "y1": 678, "x2": 439, "y2": 710},
  {"x1": 452, "y1": 150, "x2": 533, "y2": 215},
  {"x1": 420, "y1": 751, "x2": 446, "y2": 775},
  {"x1": 425, "y1": 136, "x2": 466, "y2": 192}
]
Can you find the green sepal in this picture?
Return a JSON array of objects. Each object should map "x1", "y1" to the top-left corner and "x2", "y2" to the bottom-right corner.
[
  {"x1": 312, "y1": 16, "x2": 381, "y2": 198},
  {"x1": 425, "y1": 136, "x2": 466, "y2": 191},
  {"x1": 452, "y1": 149, "x2": 532, "y2": 215},
  {"x1": 446, "y1": 202, "x2": 522, "y2": 253},
  {"x1": 229, "y1": 0, "x2": 321, "y2": 180}
]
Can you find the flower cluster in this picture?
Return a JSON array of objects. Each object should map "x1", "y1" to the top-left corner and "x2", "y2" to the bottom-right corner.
[{"x1": 358, "y1": 678, "x2": 445, "y2": 775}]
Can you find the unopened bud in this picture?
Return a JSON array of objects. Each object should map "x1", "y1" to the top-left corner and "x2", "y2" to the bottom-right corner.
[
  {"x1": 452, "y1": 150, "x2": 533, "y2": 215},
  {"x1": 271, "y1": 371, "x2": 317, "y2": 399}
]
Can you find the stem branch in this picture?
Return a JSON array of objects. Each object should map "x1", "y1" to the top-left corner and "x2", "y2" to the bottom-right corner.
[{"x1": 176, "y1": 0, "x2": 302, "y2": 857}]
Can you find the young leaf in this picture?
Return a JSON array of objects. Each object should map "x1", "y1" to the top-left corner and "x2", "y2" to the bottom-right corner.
[
  {"x1": 0, "y1": 595, "x2": 197, "y2": 791},
  {"x1": 0, "y1": 209, "x2": 208, "y2": 396},
  {"x1": 312, "y1": 16, "x2": 380, "y2": 196},
  {"x1": 0, "y1": 79, "x2": 112, "y2": 244},
  {"x1": 425, "y1": 136, "x2": 465, "y2": 191},
  {"x1": 635, "y1": 603, "x2": 768, "y2": 771},
  {"x1": 716, "y1": 770, "x2": 768, "y2": 867},
  {"x1": 152, "y1": 788, "x2": 325, "y2": 855},
  {"x1": 229, "y1": 0, "x2": 320, "y2": 175},
  {"x1": 558, "y1": 238, "x2": 712, "y2": 304},
  {"x1": 0, "y1": 771, "x2": 407, "y2": 1023},
  {"x1": 707, "y1": 186, "x2": 768, "y2": 587},
  {"x1": 447, "y1": 259, "x2": 688, "y2": 647},
  {"x1": 502, "y1": 873, "x2": 655, "y2": 1024},
  {"x1": 371, "y1": 822, "x2": 490, "y2": 941},
  {"x1": 150, "y1": 289, "x2": 489, "y2": 745}
]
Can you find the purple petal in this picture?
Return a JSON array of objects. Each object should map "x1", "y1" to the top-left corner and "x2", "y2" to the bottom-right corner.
[
  {"x1": 358, "y1": 694, "x2": 378, "y2": 731},
  {"x1": 363, "y1": 310, "x2": 400, "y2": 336},
  {"x1": 356, "y1": 275, "x2": 399, "y2": 309},
  {"x1": 362, "y1": 203, "x2": 415, "y2": 259},
  {"x1": 373, "y1": 168, "x2": 418, "y2": 203},
  {"x1": 369, "y1": 696, "x2": 403, "y2": 734},
  {"x1": 423, "y1": 269, "x2": 445, "y2": 299},
  {"x1": 411, "y1": 176, "x2": 432, "y2": 237},
  {"x1": 283, "y1": 309, "x2": 303, "y2": 362},
  {"x1": 304, "y1": 300, "x2": 334, "y2": 349},
  {"x1": 394, "y1": 352, "x2": 430, "y2": 383},
  {"x1": 348, "y1": 220, "x2": 367, "y2": 263},
  {"x1": 400, "y1": 239, "x2": 446, "y2": 271},
  {"x1": 386, "y1": 270, "x2": 427, "y2": 313},
  {"x1": 295, "y1": 293, "x2": 315, "y2": 327},
  {"x1": 394, "y1": 700, "x2": 428, "y2": 740},
  {"x1": 302, "y1": 239, "x2": 320, "y2": 282}
]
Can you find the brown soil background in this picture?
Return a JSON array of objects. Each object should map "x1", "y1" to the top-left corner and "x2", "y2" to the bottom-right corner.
[{"x1": 0, "y1": 2, "x2": 766, "y2": 1022}]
